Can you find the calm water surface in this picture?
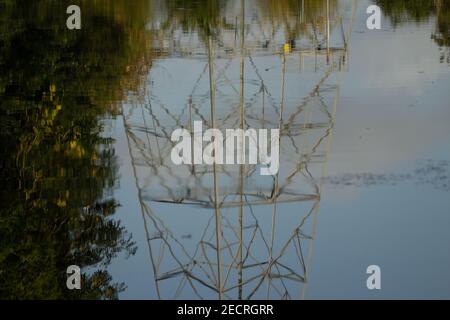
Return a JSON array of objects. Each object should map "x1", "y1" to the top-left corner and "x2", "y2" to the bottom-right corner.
[{"x1": 1, "y1": 0, "x2": 450, "y2": 299}]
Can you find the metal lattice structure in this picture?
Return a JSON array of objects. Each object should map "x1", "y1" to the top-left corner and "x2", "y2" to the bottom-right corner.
[{"x1": 122, "y1": 0, "x2": 357, "y2": 299}]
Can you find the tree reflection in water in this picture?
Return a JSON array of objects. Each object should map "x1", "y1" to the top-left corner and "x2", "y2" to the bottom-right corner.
[
  {"x1": 377, "y1": 0, "x2": 450, "y2": 63},
  {"x1": 0, "y1": 0, "x2": 152, "y2": 299}
]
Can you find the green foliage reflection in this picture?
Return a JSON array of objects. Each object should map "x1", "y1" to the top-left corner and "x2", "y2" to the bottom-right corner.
[{"x1": 0, "y1": 0, "x2": 152, "y2": 299}]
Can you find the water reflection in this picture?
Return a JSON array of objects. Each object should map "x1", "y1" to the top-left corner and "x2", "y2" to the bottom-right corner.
[
  {"x1": 324, "y1": 160, "x2": 450, "y2": 192},
  {"x1": 1, "y1": 0, "x2": 449, "y2": 300},
  {"x1": 123, "y1": 0, "x2": 356, "y2": 299},
  {"x1": 377, "y1": 0, "x2": 450, "y2": 63},
  {"x1": 0, "y1": 0, "x2": 151, "y2": 299}
]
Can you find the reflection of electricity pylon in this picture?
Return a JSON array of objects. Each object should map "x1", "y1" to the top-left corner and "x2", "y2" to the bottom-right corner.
[{"x1": 123, "y1": 0, "x2": 357, "y2": 300}]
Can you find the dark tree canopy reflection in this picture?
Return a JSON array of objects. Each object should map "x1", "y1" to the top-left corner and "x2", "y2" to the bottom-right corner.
[
  {"x1": 0, "y1": 0, "x2": 152, "y2": 299},
  {"x1": 377, "y1": 0, "x2": 450, "y2": 63}
]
